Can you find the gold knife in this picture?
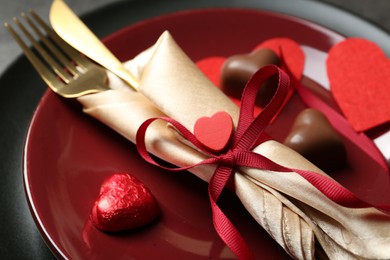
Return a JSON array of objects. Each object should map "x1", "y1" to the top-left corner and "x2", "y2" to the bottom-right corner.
[{"x1": 49, "y1": 0, "x2": 139, "y2": 90}]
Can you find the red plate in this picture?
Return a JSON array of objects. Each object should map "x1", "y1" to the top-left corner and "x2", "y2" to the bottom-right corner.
[{"x1": 23, "y1": 8, "x2": 390, "y2": 259}]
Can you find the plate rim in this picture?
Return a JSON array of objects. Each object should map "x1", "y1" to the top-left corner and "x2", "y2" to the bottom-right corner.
[{"x1": 24, "y1": 6, "x2": 345, "y2": 259}]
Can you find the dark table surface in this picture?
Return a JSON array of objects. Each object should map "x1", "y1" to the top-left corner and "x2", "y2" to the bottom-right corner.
[
  {"x1": 2, "y1": 0, "x2": 390, "y2": 73},
  {"x1": 1, "y1": 0, "x2": 390, "y2": 259}
]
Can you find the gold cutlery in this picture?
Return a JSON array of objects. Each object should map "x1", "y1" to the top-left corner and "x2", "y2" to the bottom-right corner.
[
  {"x1": 50, "y1": 0, "x2": 139, "y2": 90},
  {"x1": 4, "y1": 10, "x2": 110, "y2": 98}
]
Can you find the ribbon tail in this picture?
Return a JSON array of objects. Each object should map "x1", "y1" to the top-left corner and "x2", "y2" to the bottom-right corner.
[
  {"x1": 209, "y1": 165, "x2": 255, "y2": 260},
  {"x1": 294, "y1": 167, "x2": 390, "y2": 214}
]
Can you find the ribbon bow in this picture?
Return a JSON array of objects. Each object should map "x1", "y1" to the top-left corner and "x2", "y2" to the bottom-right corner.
[{"x1": 136, "y1": 65, "x2": 390, "y2": 259}]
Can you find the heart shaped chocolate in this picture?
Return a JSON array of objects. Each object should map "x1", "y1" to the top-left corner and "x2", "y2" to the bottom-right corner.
[
  {"x1": 327, "y1": 38, "x2": 390, "y2": 131},
  {"x1": 220, "y1": 49, "x2": 280, "y2": 108},
  {"x1": 194, "y1": 111, "x2": 234, "y2": 153},
  {"x1": 91, "y1": 173, "x2": 160, "y2": 232},
  {"x1": 284, "y1": 109, "x2": 347, "y2": 171}
]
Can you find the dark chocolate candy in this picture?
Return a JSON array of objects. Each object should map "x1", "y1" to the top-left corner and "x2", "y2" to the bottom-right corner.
[
  {"x1": 221, "y1": 49, "x2": 280, "y2": 107},
  {"x1": 284, "y1": 108, "x2": 347, "y2": 171}
]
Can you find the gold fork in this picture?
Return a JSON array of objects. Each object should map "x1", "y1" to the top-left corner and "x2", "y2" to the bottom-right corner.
[{"x1": 4, "y1": 10, "x2": 110, "y2": 98}]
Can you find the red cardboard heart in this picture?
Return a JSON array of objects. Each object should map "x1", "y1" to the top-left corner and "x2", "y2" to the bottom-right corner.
[
  {"x1": 196, "y1": 38, "x2": 304, "y2": 118},
  {"x1": 327, "y1": 38, "x2": 390, "y2": 131},
  {"x1": 197, "y1": 37, "x2": 304, "y2": 105},
  {"x1": 197, "y1": 56, "x2": 225, "y2": 87},
  {"x1": 197, "y1": 57, "x2": 246, "y2": 111},
  {"x1": 91, "y1": 173, "x2": 160, "y2": 232},
  {"x1": 197, "y1": 38, "x2": 304, "y2": 86},
  {"x1": 194, "y1": 111, "x2": 234, "y2": 153},
  {"x1": 255, "y1": 37, "x2": 305, "y2": 81}
]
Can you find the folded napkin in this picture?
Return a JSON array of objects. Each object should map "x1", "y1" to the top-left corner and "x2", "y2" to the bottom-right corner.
[{"x1": 78, "y1": 31, "x2": 390, "y2": 259}]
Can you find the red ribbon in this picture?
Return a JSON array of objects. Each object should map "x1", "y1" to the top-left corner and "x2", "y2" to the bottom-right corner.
[{"x1": 136, "y1": 65, "x2": 390, "y2": 259}]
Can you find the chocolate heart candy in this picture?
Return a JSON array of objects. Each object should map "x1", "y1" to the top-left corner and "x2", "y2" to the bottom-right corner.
[
  {"x1": 284, "y1": 109, "x2": 347, "y2": 171},
  {"x1": 91, "y1": 173, "x2": 160, "y2": 232},
  {"x1": 221, "y1": 49, "x2": 280, "y2": 107}
]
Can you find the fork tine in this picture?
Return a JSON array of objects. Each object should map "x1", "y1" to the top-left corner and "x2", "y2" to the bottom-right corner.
[
  {"x1": 5, "y1": 11, "x2": 109, "y2": 98},
  {"x1": 13, "y1": 15, "x2": 73, "y2": 83},
  {"x1": 4, "y1": 22, "x2": 64, "y2": 92},
  {"x1": 29, "y1": 10, "x2": 91, "y2": 70},
  {"x1": 22, "y1": 12, "x2": 80, "y2": 76}
]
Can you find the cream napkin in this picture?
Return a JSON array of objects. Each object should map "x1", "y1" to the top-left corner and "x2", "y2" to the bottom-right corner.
[{"x1": 78, "y1": 31, "x2": 390, "y2": 260}]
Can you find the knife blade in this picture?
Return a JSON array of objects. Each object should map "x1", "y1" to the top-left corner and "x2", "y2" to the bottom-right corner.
[{"x1": 49, "y1": 0, "x2": 139, "y2": 90}]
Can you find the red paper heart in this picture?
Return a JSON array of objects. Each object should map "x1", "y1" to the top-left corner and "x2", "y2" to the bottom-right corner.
[
  {"x1": 194, "y1": 111, "x2": 234, "y2": 152},
  {"x1": 255, "y1": 37, "x2": 305, "y2": 81},
  {"x1": 327, "y1": 38, "x2": 390, "y2": 131},
  {"x1": 197, "y1": 38, "x2": 304, "y2": 85},
  {"x1": 197, "y1": 38, "x2": 304, "y2": 118},
  {"x1": 91, "y1": 173, "x2": 159, "y2": 232},
  {"x1": 197, "y1": 57, "x2": 244, "y2": 110},
  {"x1": 197, "y1": 56, "x2": 226, "y2": 87}
]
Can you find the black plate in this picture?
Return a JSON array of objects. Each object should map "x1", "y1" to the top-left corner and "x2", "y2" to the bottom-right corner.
[{"x1": 1, "y1": 0, "x2": 390, "y2": 259}]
